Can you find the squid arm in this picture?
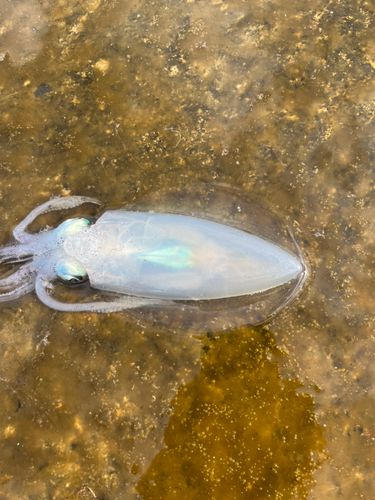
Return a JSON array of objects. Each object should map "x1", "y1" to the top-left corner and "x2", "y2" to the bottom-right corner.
[
  {"x1": 35, "y1": 273, "x2": 167, "y2": 313},
  {"x1": 0, "y1": 261, "x2": 38, "y2": 303},
  {"x1": 13, "y1": 196, "x2": 103, "y2": 242},
  {"x1": 0, "y1": 245, "x2": 34, "y2": 265},
  {"x1": 0, "y1": 275, "x2": 35, "y2": 302}
]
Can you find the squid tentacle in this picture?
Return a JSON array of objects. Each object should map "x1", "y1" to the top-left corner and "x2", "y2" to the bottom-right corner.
[
  {"x1": 35, "y1": 273, "x2": 164, "y2": 313},
  {"x1": 0, "y1": 262, "x2": 36, "y2": 289},
  {"x1": 0, "y1": 245, "x2": 33, "y2": 265},
  {"x1": 0, "y1": 275, "x2": 35, "y2": 302},
  {"x1": 13, "y1": 196, "x2": 102, "y2": 242}
]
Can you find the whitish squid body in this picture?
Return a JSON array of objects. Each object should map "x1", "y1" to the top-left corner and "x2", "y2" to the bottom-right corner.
[{"x1": 0, "y1": 196, "x2": 305, "y2": 316}]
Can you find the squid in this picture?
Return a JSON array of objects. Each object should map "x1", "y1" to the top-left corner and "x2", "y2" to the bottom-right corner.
[{"x1": 0, "y1": 196, "x2": 307, "y2": 321}]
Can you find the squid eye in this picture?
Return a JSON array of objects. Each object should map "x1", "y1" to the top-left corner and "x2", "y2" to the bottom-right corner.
[
  {"x1": 55, "y1": 218, "x2": 91, "y2": 239},
  {"x1": 55, "y1": 257, "x2": 88, "y2": 284}
]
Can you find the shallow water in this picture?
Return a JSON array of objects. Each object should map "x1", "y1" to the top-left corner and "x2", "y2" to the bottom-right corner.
[{"x1": 0, "y1": 0, "x2": 374, "y2": 498}]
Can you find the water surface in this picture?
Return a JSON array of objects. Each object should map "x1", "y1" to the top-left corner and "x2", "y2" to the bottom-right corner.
[{"x1": 0, "y1": 0, "x2": 374, "y2": 498}]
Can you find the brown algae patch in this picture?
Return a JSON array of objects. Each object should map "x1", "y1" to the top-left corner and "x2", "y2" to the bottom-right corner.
[{"x1": 137, "y1": 327, "x2": 326, "y2": 499}]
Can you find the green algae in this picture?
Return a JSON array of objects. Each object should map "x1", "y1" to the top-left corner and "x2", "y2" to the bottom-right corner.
[{"x1": 137, "y1": 328, "x2": 326, "y2": 500}]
